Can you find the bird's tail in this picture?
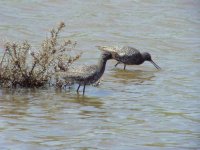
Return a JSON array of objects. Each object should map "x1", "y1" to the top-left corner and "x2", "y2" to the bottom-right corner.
[
  {"x1": 96, "y1": 46, "x2": 120, "y2": 59},
  {"x1": 96, "y1": 46, "x2": 119, "y2": 53}
]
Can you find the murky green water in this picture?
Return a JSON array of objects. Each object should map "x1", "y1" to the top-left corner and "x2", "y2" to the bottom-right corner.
[{"x1": 0, "y1": 0, "x2": 200, "y2": 149}]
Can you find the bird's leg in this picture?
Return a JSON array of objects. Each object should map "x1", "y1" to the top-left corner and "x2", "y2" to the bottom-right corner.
[
  {"x1": 77, "y1": 84, "x2": 81, "y2": 93},
  {"x1": 115, "y1": 61, "x2": 121, "y2": 67},
  {"x1": 124, "y1": 64, "x2": 126, "y2": 70},
  {"x1": 83, "y1": 84, "x2": 86, "y2": 95}
]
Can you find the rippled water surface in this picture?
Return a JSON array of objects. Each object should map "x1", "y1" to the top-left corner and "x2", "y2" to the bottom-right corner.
[{"x1": 0, "y1": 0, "x2": 200, "y2": 149}]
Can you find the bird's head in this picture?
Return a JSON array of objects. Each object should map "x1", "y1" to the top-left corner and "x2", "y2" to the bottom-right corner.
[
  {"x1": 101, "y1": 51, "x2": 112, "y2": 60},
  {"x1": 142, "y1": 52, "x2": 161, "y2": 70},
  {"x1": 142, "y1": 52, "x2": 152, "y2": 61}
]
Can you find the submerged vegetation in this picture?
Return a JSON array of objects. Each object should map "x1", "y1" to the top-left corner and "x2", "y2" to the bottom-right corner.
[{"x1": 0, "y1": 22, "x2": 82, "y2": 88}]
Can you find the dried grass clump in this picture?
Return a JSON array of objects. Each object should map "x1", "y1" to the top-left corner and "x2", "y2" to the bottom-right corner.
[{"x1": 0, "y1": 22, "x2": 82, "y2": 88}]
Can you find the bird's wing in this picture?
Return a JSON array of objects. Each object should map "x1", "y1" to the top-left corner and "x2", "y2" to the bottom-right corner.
[
  {"x1": 97, "y1": 45, "x2": 140, "y2": 56},
  {"x1": 120, "y1": 46, "x2": 140, "y2": 56},
  {"x1": 63, "y1": 65, "x2": 97, "y2": 80}
]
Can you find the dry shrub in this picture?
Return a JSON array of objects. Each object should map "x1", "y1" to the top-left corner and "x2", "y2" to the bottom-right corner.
[{"x1": 0, "y1": 22, "x2": 82, "y2": 88}]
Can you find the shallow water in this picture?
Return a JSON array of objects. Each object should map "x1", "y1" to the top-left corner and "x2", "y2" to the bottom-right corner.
[{"x1": 0, "y1": 0, "x2": 200, "y2": 149}]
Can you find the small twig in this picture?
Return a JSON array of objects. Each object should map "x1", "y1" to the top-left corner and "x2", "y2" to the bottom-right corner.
[{"x1": 0, "y1": 48, "x2": 7, "y2": 68}]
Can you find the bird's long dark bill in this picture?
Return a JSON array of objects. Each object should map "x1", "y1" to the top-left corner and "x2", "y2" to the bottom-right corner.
[{"x1": 151, "y1": 60, "x2": 161, "y2": 69}]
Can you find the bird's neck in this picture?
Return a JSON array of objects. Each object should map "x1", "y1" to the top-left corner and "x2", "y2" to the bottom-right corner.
[
  {"x1": 97, "y1": 57, "x2": 108, "y2": 75},
  {"x1": 141, "y1": 53, "x2": 147, "y2": 62}
]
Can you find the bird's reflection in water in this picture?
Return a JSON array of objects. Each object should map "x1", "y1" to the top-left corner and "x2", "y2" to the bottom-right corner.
[
  {"x1": 59, "y1": 91, "x2": 106, "y2": 118},
  {"x1": 111, "y1": 68, "x2": 156, "y2": 85},
  {"x1": 59, "y1": 91, "x2": 104, "y2": 109}
]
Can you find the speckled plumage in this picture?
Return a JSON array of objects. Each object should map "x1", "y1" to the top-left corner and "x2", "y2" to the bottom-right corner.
[
  {"x1": 64, "y1": 65, "x2": 102, "y2": 85},
  {"x1": 97, "y1": 46, "x2": 160, "y2": 70},
  {"x1": 62, "y1": 52, "x2": 112, "y2": 95}
]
